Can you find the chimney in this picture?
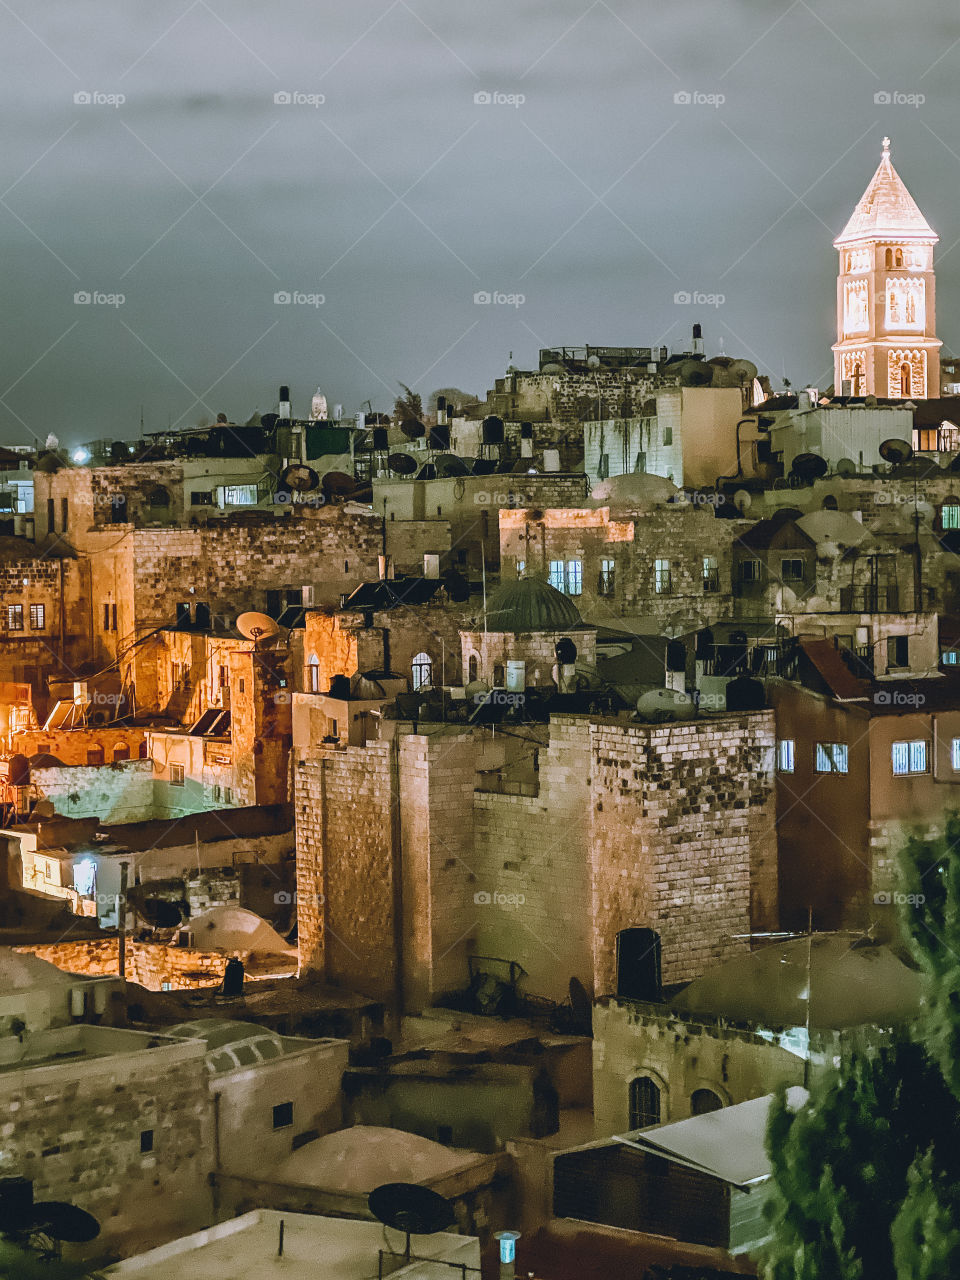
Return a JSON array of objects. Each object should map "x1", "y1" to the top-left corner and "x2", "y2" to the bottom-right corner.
[
  {"x1": 278, "y1": 385, "x2": 292, "y2": 421},
  {"x1": 378, "y1": 555, "x2": 393, "y2": 580},
  {"x1": 436, "y1": 395, "x2": 447, "y2": 426},
  {"x1": 692, "y1": 323, "x2": 704, "y2": 356}
]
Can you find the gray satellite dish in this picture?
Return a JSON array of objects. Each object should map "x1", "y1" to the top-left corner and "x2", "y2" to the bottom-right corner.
[
  {"x1": 879, "y1": 438, "x2": 913, "y2": 466},
  {"x1": 836, "y1": 457, "x2": 856, "y2": 478},
  {"x1": 586, "y1": 354, "x2": 601, "y2": 368},
  {"x1": 636, "y1": 688, "x2": 693, "y2": 722},
  {"x1": 733, "y1": 489, "x2": 752, "y2": 513}
]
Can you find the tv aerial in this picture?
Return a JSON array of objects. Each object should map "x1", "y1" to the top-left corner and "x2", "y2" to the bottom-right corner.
[{"x1": 368, "y1": 1183, "x2": 455, "y2": 1265}]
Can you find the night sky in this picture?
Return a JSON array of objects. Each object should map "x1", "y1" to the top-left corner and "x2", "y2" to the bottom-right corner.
[{"x1": 2, "y1": 0, "x2": 960, "y2": 443}]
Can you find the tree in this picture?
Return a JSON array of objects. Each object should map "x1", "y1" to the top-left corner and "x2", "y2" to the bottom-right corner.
[{"x1": 393, "y1": 383, "x2": 422, "y2": 423}]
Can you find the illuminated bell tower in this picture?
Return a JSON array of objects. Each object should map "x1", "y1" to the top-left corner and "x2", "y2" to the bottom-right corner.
[{"x1": 833, "y1": 136, "x2": 940, "y2": 399}]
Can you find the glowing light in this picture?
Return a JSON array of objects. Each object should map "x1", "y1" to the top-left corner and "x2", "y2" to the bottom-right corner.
[
  {"x1": 495, "y1": 1231, "x2": 520, "y2": 1265},
  {"x1": 72, "y1": 448, "x2": 90, "y2": 464},
  {"x1": 73, "y1": 858, "x2": 96, "y2": 897}
]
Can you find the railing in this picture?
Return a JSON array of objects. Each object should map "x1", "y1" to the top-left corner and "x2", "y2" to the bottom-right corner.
[{"x1": 377, "y1": 1249, "x2": 480, "y2": 1278}]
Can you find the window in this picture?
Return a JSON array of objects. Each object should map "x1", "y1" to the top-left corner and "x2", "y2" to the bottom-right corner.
[
  {"x1": 411, "y1": 652, "x2": 432, "y2": 690},
  {"x1": 549, "y1": 560, "x2": 564, "y2": 591},
  {"x1": 598, "y1": 452, "x2": 610, "y2": 480},
  {"x1": 598, "y1": 558, "x2": 615, "y2": 596},
  {"x1": 739, "y1": 559, "x2": 762, "y2": 582},
  {"x1": 273, "y1": 1102, "x2": 293, "y2": 1130},
  {"x1": 662, "y1": 426, "x2": 673, "y2": 446},
  {"x1": 86, "y1": 748, "x2": 104, "y2": 766},
  {"x1": 221, "y1": 484, "x2": 258, "y2": 507},
  {"x1": 468, "y1": 654, "x2": 479, "y2": 684},
  {"x1": 781, "y1": 558, "x2": 804, "y2": 581},
  {"x1": 815, "y1": 742, "x2": 849, "y2": 774},
  {"x1": 777, "y1": 739, "x2": 795, "y2": 773},
  {"x1": 691, "y1": 1089, "x2": 723, "y2": 1115},
  {"x1": 943, "y1": 649, "x2": 960, "y2": 667},
  {"x1": 29, "y1": 603, "x2": 45, "y2": 631},
  {"x1": 654, "y1": 559, "x2": 672, "y2": 594},
  {"x1": 952, "y1": 738, "x2": 960, "y2": 771},
  {"x1": 629, "y1": 1076, "x2": 661, "y2": 1130},
  {"x1": 887, "y1": 635, "x2": 909, "y2": 669},
  {"x1": 223, "y1": 787, "x2": 233, "y2": 804},
  {"x1": 942, "y1": 503, "x2": 960, "y2": 530},
  {"x1": 892, "y1": 740, "x2": 928, "y2": 775},
  {"x1": 140, "y1": 1130, "x2": 154, "y2": 1154},
  {"x1": 702, "y1": 556, "x2": 719, "y2": 593},
  {"x1": 7, "y1": 605, "x2": 23, "y2": 632},
  {"x1": 307, "y1": 654, "x2": 320, "y2": 693},
  {"x1": 61, "y1": 497, "x2": 69, "y2": 531},
  {"x1": 170, "y1": 762, "x2": 185, "y2": 786},
  {"x1": 516, "y1": 559, "x2": 525, "y2": 578},
  {"x1": 113, "y1": 743, "x2": 130, "y2": 762},
  {"x1": 565, "y1": 559, "x2": 582, "y2": 596},
  {"x1": 46, "y1": 497, "x2": 54, "y2": 532},
  {"x1": 191, "y1": 491, "x2": 214, "y2": 506},
  {"x1": 103, "y1": 603, "x2": 117, "y2": 632}
]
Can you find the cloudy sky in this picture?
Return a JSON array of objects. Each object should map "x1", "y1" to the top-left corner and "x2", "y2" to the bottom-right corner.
[{"x1": 2, "y1": 0, "x2": 960, "y2": 443}]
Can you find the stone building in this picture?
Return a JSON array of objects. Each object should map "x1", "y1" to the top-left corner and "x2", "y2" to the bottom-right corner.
[
  {"x1": 498, "y1": 500, "x2": 743, "y2": 635},
  {"x1": 295, "y1": 705, "x2": 778, "y2": 1012},
  {"x1": 833, "y1": 136, "x2": 941, "y2": 399},
  {"x1": 0, "y1": 540, "x2": 85, "y2": 691}
]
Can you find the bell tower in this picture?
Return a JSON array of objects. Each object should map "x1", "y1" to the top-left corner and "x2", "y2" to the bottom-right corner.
[{"x1": 832, "y1": 137, "x2": 940, "y2": 399}]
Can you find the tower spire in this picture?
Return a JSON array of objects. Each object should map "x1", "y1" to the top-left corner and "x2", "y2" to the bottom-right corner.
[{"x1": 882, "y1": 135, "x2": 891, "y2": 157}]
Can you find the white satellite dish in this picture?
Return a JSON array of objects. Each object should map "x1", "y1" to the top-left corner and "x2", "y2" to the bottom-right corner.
[
  {"x1": 733, "y1": 489, "x2": 752, "y2": 514},
  {"x1": 236, "y1": 612, "x2": 281, "y2": 643},
  {"x1": 836, "y1": 458, "x2": 856, "y2": 478},
  {"x1": 636, "y1": 688, "x2": 693, "y2": 722}
]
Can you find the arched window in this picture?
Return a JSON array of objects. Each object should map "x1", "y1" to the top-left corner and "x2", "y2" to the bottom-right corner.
[
  {"x1": 411, "y1": 652, "x2": 432, "y2": 690},
  {"x1": 852, "y1": 362, "x2": 863, "y2": 396},
  {"x1": 138, "y1": 741, "x2": 148, "y2": 759},
  {"x1": 895, "y1": 248, "x2": 904, "y2": 268},
  {"x1": 112, "y1": 743, "x2": 130, "y2": 762},
  {"x1": 885, "y1": 248, "x2": 893, "y2": 269},
  {"x1": 468, "y1": 654, "x2": 479, "y2": 684},
  {"x1": 307, "y1": 653, "x2": 321, "y2": 693},
  {"x1": 629, "y1": 1076, "x2": 661, "y2": 1130},
  {"x1": 493, "y1": 663, "x2": 504, "y2": 687},
  {"x1": 900, "y1": 362, "x2": 912, "y2": 396},
  {"x1": 691, "y1": 1088, "x2": 724, "y2": 1116},
  {"x1": 822, "y1": 495, "x2": 838, "y2": 511}
]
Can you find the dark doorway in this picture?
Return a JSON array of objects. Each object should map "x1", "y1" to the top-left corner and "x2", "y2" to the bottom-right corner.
[{"x1": 616, "y1": 927, "x2": 662, "y2": 1001}]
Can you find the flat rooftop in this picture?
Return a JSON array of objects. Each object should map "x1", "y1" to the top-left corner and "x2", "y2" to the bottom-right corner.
[{"x1": 106, "y1": 1210, "x2": 480, "y2": 1280}]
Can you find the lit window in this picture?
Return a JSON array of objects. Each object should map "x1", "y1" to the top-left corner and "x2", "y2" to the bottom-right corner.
[
  {"x1": 952, "y1": 738, "x2": 960, "y2": 771},
  {"x1": 549, "y1": 561, "x2": 564, "y2": 591},
  {"x1": 942, "y1": 649, "x2": 960, "y2": 666},
  {"x1": 516, "y1": 559, "x2": 525, "y2": 578},
  {"x1": 654, "y1": 559, "x2": 672, "y2": 594},
  {"x1": 781, "y1": 559, "x2": 804, "y2": 581},
  {"x1": 29, "y1": 603, "x2": 45, "y2": 630},
  {"x1": 702, "y1": 556, "x2": 719, "y2": 593},
  {"x1": 942, "y1": 504, "x2": 960, "y2": 530},
  {"x1": 170, "y1": 763, "x2": 185, "y2": 786},
  {"x1": 892, "y1": 740, "x2": 928, "y2": 776},
  {"x1": 815, "y1": 742, "x2": 848, "y2": 774},
  {"x1": 411, "y1": 652, "x2": 432, "y2": 690},
  {"x1": 777, "y1": 739, "x2": 795, "y2": 773},
  {"x1": 221, "y1": 484, "x2": 258, "y2": 507},
  {"x1": 598, "y1": 559, "x2": 615, "y2": 596},
  {"x1": 565, "y1": 560, "x2": 582, "y2": 596},
  {"x1": 307, "y1": 654, "x2": 320, "y2": 693},
  {"x1": 7, "y1": 605, "x2": 23, "y2": 632}
]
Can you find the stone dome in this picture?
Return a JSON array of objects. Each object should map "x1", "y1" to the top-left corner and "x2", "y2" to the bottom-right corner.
[
  {"x1": 0, "y1": 951, "x2": 74, "y2": 990},
  {"x1": 483, "y1": 576, "x2": 583, "y2": 633}
]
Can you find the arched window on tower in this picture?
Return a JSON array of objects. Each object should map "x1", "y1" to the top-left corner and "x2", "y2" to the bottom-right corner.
[
  {"x1": 468, "y1": 653, "x2": 479, "y2": 684},
  {"x1": 900, "y1": 363, "x2": 912, "y2": 397},
  {"x1": 885, "y1": 248, "x2": 893, "y2": 269},
  {"x1": 307, "y1": 653, "x2": 320, "y2": 693},
  {"x1": 895, "y1": 248, "x2": 904, "y2": 268},
  {"x1": 852, "y1": 362, "x2": 863, "y2": 395}
]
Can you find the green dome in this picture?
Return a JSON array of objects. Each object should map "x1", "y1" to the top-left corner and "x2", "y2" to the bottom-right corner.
[{"x1": 484, "y1": 576, "x2": 582, "y2": 632}]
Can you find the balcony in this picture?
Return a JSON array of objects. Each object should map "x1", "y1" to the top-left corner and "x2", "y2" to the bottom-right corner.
[{"x1": 838, "y1": 586, "x2": 900, "y2": 612}]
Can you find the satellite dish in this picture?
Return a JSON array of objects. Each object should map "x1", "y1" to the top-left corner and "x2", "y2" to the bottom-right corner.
[
  {"x1": 879, "y1": 438, "x2": 914, "y2": 466},
  {"x1": 260, "y1": 412, "x2": 279, "y2": 431},
  {"x1": 465, "y1": 680, "x2": 490, "y2": 698},
  {"x1": 281, "y1": 463, "x2": 320, "y2": 492},
  {"x1": 541, "y1": 362, "x2": 563, "y2": 374},
  {"x1": 321, "y1": 470, "x2": 357, "y2": 497},
  {"x1": 586, "y1": 354, "x2": 601, "y2": 368},
  {"x1": 7, "y1": 754, "x2": 29, "y2": 787},
  {"x1": 30, "y1": 1202, "x2": 100, "y2": 1244},
  {"x1": 636, "y1": 688, "x2": 693, "y2": 722},
  {"x1": 236, "y1": 612, "x2": 281, "y2": 643},
  {"x1": 733, "y1": 489, "x2": 752, "y2": 514},
  {"x1": 368, "y1": 1183, "x2": 455, "y2": 1240},
  {"x1": 836, "y1": 457, "x2": 856, "y2": 478},
  {"x1": 791, "y1": 452, "x2": 829, "y2": 482},
  {"x1": 388, "y1": 452, "x2": 417, "y2": 476}
]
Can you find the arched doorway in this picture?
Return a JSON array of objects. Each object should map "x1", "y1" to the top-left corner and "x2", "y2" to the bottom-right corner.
[{"x1": 629, "y1": 1076, "x2": 661, "y2": 1130}]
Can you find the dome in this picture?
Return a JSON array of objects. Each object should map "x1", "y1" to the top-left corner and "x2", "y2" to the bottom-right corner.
[
  {"x1": 186, "y1": 905, "x2": 293, "y2": 955},
  {"x1": 166, "y1": 1018, "x2": 286, "y2": 1074},
  {"x1": 483, "y1": 576, "x2": 583, "y2": 632},
  {"x1": 1, "y1": 950, "x2": 75, "y2": 990},
  {"x1": 274, "y1": 1125, "x2": 477, "y2": 1194}
]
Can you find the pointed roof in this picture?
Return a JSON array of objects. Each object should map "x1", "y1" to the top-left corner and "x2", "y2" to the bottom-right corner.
[{"x1": 835, "y1": 137, "x2": 937, "y2": 246}]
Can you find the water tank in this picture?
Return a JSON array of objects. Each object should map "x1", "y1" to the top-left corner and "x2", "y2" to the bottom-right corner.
[
  {"x1": 70, "y1": 986, "x2": 85, "y2": 1018},
  {"x1": 666, "y1": 639, "x2": 686, "y2": 672},
  {"x1": 725, "y1": 675, "x2": 765, "y2": 711},
  {"x1": 505, "y1": 660, "x2": 526, "y2": 692},
  {"x1": 554, "y1": 637, "x2": 578, "y2": 666},
  {"x1": 372, "y1": 427, "x2": 389, "y2": 451},
  {"x1": 428, "y1": 424, "x2": 450, "y2": 451},
  {"x1": 482, "y1": 416, "x2": 505, "y2": 445},
  {"x1": 328, "y1": 674, "x2": 351, "y2": 700}
]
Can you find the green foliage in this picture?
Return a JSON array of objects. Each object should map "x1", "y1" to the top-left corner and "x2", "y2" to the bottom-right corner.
[
  {"x1": 892, "y1": 1147, "x2": 960, "y2": 1278},
  {"x1": 393, "y1": 383, "x2": 422, "y2": 423}
]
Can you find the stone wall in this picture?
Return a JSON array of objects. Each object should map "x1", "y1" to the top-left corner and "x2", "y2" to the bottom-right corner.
[
  {"x1": 0, "y1": 553, "x2": 85, "y2": 687},
  {"x1": 31, "y1": 760, "x2": 155, "y2": 823},
  {"x1": 18, "y1": 939, "x2": 229, "y2": 989},
  {"x1": 295, "y1": 743, "x2": 400, "y2": 1004},
  {"x1": 0, "y1": 1029, "x2": 214, "y2": 1261}
]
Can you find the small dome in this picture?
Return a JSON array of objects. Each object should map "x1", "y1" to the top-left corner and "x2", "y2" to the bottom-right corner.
[
  {"x1": 2, "y1": 950, "x2": 75, "y2": 989},
  {"x1": 186, "y1": 906, "x2": 293, "y2": 955},
  {"x1": 483, "y1": 577, "x2": 582, "y2": 632}
]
